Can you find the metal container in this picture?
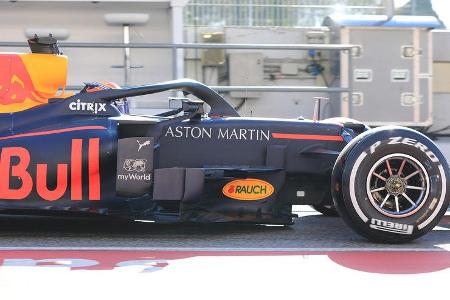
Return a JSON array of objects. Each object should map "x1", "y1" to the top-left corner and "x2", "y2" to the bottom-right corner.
[{"x1": 324, "y1": 15, "x2": 441, "y2": 127}]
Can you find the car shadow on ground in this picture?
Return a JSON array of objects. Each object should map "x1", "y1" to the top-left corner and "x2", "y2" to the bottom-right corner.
[
  {"x1": 0, "y1": 213, "x2": 290, "y2": 236},
  {"x1": 0, "y1": 213, "x2": 447, "y2": 248}
]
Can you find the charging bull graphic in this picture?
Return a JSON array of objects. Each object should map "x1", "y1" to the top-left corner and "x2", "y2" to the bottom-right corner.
[
  {"x1": 0, "y1": 54, "x2": 45, "y2": 104},
  {"x1": 123, "y1": 159, "x2": 147, "y2": 172},
  {"x1": 0, "y1": 53, "x2": 68, "y2": 113}
]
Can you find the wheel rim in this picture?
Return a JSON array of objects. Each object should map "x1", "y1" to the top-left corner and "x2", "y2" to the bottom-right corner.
[{"x1": 366, "y1": 153, "x2": 429, "y2": 218}]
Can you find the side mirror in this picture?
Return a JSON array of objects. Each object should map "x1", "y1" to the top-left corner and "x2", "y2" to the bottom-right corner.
[
  {"x1": 182, "y1": 99, "x2": 205, "y2": 118},
  {"x1": 168, "y1": 97, "x2": 205, "y2": 118}
]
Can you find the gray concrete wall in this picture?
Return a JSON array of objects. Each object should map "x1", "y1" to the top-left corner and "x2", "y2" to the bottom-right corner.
[{"x1": 0, "y1": 1, "x2": 173, "y2": 93}]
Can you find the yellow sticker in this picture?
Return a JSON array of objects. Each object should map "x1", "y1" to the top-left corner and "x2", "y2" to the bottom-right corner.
[{"x1": 222, "y1": 179, "x2": 274, "y2": 201}]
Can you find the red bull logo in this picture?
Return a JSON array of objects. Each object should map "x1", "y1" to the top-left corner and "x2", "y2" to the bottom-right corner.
[
  {"x1": 0, "y1": 53, "x2": 69, "y2": 113},
  {"x1": 0, "y1": 138, "x2": 100, "y2": 201},
  {"x1": 0, "y1": 55, "x2": 45, "y2": 105}
]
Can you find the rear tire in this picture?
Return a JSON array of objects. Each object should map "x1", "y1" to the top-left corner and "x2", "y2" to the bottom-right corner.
[{"x1": 332, "y1": 126, "x2": 449, "y2": 243}]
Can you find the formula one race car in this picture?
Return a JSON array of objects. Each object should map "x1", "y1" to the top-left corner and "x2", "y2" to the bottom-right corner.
[{"x1": 0, "y1": 36, "x2": 448, "y2": 243}]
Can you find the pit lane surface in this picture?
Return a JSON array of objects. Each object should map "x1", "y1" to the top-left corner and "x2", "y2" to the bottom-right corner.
[{"x1": 0, "y1": 209, "x2": 448, "y2": 300}]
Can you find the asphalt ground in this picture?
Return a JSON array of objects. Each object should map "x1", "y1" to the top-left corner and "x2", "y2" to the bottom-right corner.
[
  {"x1": 0, "y1": 137, "x2": 449, "y2": 299},
  {"x1": 0, "y1": 207, "x2": 448, "y2": 249}
]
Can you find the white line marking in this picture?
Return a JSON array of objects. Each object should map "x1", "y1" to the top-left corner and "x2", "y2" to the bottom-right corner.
[{"x1": 0, "y1": 246, "x2": 448, "y2": 252}]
